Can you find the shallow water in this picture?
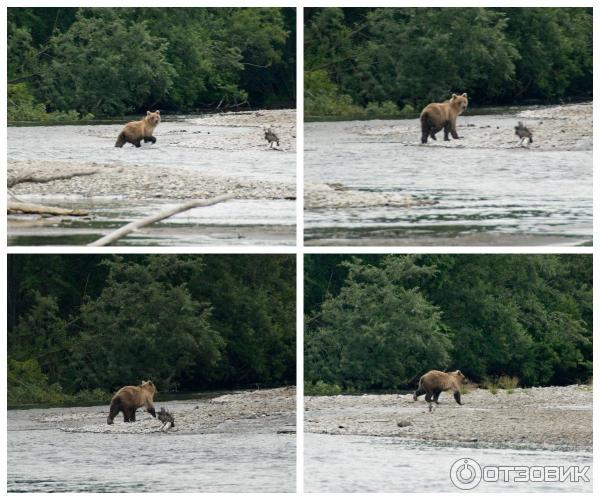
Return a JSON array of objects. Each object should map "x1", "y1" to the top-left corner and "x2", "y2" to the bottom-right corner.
[
  {"x1": 304, "y1": 110, "x2": 592, "y2": 245},
  {"x1": 304, "y1": 434, "x2": 592, "y2": 493},
  {"x1": 8, "y1": 401, "x2": 295, "y2": 492},
  {"x1": 8, "y1": 115, "x2": 295, "y2": 246}
]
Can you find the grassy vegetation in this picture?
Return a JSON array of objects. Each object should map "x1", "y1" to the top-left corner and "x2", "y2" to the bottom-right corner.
[
  {"x1": 498, "y1": 375, "x2": 520, "y2": 394},
  {"x1": 305, "y1": 381, "x2": 342, "y2": 396},
  {"x1": 481, "y1": 375, "x2": 519, "y2": 395}
]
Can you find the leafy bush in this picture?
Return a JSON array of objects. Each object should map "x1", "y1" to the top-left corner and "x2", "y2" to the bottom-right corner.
[
  {"x1": 8, "y1": 83, "x2": 93, "y2": 122},
  {"x1": 305, "y1": 256, "x2": 450, "y2": 391},
  {"x1": 8, "y1": 358, "x2": 66, "y2": 405}
]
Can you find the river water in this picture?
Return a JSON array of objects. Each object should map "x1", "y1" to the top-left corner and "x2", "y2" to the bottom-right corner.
[
  {"x1": 304, "y1": 107, "x2": 592, "y2": 245},
  {"x1": 7, "y1": 399, "x2": 296, "y2": 492},
  {"x1": 304, "y1": 434, "x2": 592, "y2": 493},
  {"x1": 8, "y1": 113, "x2": 296, "y2": 246}
]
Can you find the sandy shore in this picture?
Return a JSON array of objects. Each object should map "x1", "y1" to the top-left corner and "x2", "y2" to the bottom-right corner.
[
  {"x1": 305, "y1": 385, "x2": 592, "y2": 450},
  {"x1": 32, "y1": 387, "x2": 295, "y2": 435}
]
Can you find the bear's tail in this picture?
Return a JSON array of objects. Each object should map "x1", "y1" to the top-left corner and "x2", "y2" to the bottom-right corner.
[
  {"x1": 115, "y1": 133, "x2": 126, "y2": 148},
  {"x1": 107, "y1": 396, "x2": 121, "y2": 424}
]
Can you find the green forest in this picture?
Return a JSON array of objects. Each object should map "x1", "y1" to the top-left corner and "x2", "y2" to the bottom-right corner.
[
  {"x1": 305, "y1": 255, "x2": 592, "y2": 393},
  {"x1": 305, "y1": 7, "x2": 593, "y2": 118},
  {"x1": 7, "y1": 7, "x2": 296, "y2": 121},
  {"x1": 8, "y1": 255, "x2": 295, "y2": 405}
]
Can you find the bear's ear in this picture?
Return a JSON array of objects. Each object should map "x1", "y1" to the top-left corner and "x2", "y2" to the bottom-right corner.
[
  {"x1": 462, "y1": 93, "x2": 468, "y2": 98},
  {"x1": 146, "y1": 111, "x2": 151, "y2": 116},
  {"x1": 451, "y1": 93, "x2": 457, "y2": 99},
  {"x1": 155, "y1": 110, "x2": 160, "y2": 114}
]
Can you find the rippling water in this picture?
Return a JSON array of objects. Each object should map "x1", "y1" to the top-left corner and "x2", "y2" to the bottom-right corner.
[
  {"x1": 304, "y1": 434, "x2": 592, "y2": 492},
  {"x1": 8, "y1": 402, "x2": 295, "y2": 492},
  {"x1": 304, "y1": 112, "x2": 592, "y2": 245}
]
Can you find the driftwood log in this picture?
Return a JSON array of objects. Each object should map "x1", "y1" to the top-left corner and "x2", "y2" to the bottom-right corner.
[
  {"x1": 8, "y1": 201, "x2": 89, "y2": 216},
  {"x1": 87, "y1": 194, "x2": 235, "y2": 246},
  {"x1": 8, "y1": 170, "x2": 100, "y2": 189},
  {"x1": 7, "y1": 170, "x2": 100, "y2": 216}
]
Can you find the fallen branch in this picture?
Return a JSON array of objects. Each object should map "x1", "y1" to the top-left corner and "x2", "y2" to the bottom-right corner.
[
  {"x1": 8, "y1": 170, "x2": 100, "y2": 188},
  {"x1": 8, "y1": 201, "x2": 89, "y2": 216},
  {"x1": 87, "y1": 194, "x2": 235, "y2": 246}
]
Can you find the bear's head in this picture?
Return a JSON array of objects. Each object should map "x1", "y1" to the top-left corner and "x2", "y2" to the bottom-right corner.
[
  {"x1": 452, "y1": 370, "x2": 468, "y2": 384},
  {"x1": 450, "y1": 93, "x2": 468, "y2": 114},
  {"x1": 140, "y1": 380, "x2": 157, "y2": 396},
  {"x1": 145, "y1": 110, "x2": 161, "y2": 126}
]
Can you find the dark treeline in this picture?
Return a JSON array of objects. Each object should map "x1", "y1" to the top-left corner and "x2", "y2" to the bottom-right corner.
[
  {"x1": 305, "y1": 255, "x2": 592, "y2": 392},
  {"x1": 8, "y1": 255, "x2": 295, "y2": 404},
  {"x1": 8, "y1": 7, "x2": 296, "y2": 120},
  {"x1": 304, "y1": 7, "x2": 592, "y2": 117}
]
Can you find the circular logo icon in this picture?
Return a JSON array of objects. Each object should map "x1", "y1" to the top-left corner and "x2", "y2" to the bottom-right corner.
[{"x1": 450, "y1": 458, "x2": 482, "y2": 490}]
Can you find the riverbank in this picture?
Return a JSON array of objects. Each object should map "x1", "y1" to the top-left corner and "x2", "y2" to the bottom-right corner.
[
  {"x1": 305, "y1": 385, "x2": 592, "y2": 450},
  {"x1": 8, "y1": 160, "x2": 295, "y2": 201},
  {"x1": 352, "y1": 102, "x2": 591, "y2": 152},
  {"x1": 7, "y1": 109, "x2": 296, "y2": 245},
  {"x1": 304, "y1": 103, "x2": 592, "y2": 245},
  {"x1": 31, "y1": 387, "x2": 295, "y2": 434}
]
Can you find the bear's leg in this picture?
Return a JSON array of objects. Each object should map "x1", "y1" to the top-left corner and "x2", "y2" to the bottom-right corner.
[
  {"x1": 433, "y1": 390, "x2": 443, "y2": 404},
  {"x1": 147, "y1": 405, "x2": 156, "y2": 418},
  {"x1": 453, "y1": 390, "x2": 463, "y2": 405},
  {"x1": 444, "y1": 122, "x2": 451, "y2": 141},
  {"x1": 143, "y1": 136, "x2": 156, "y2": 144},
  {"x1": 425, "y1": 391, "x2": 433, "y2": 403},
  {"x1": 134, "y1": 140, "x2": 142, "y2": 148},
  {"x1": 115, "y1": 133, "x2": 126, "y2": 148},
  {"x1": 430, "y1": 131, "x2": 437, "y2": 141},
  {"x1": 107, "y1": 398, "x2": 120, "y2": 424},
  {"x1": 413, "y1": 388, "x2": 426, "y2": 401},
  {"x1": 123, "y1": 408, "x2": 135, "y2": 422},
  {"x1": 420, "y1": 115, "x2": 430, "y2": 144},
  {"x1": 450, "y1": 119, "x2": 461, "y2": 139}
]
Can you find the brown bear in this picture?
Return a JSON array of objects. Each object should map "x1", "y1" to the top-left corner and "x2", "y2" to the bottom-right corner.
[
  {"x1": 115, "y1": 110, "x2": 161, "y2": 148},
  {"x1": 107, "y1": 380, "x2": 157, "y2": 424},
  {"x1": 420, "y1": 93, "x2": 468, "y2": 144},
  {"x1": 413, "y1": 370, "x2": 467, "y2": 405}
]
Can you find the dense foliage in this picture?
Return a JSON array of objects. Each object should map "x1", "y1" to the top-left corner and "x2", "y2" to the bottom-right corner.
[
  {"x1": 8, "y1": 255, "x2": 295, "y2": 404},
  {"x1": 305, "y1": 255, "x2": 592, "y2": 391},
  {"x1": 8, "y1": 7, "x2": 296, "y2": 119},
  {"x1": 305, "y1": 7, "x2": 592, "y2": 117}
]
